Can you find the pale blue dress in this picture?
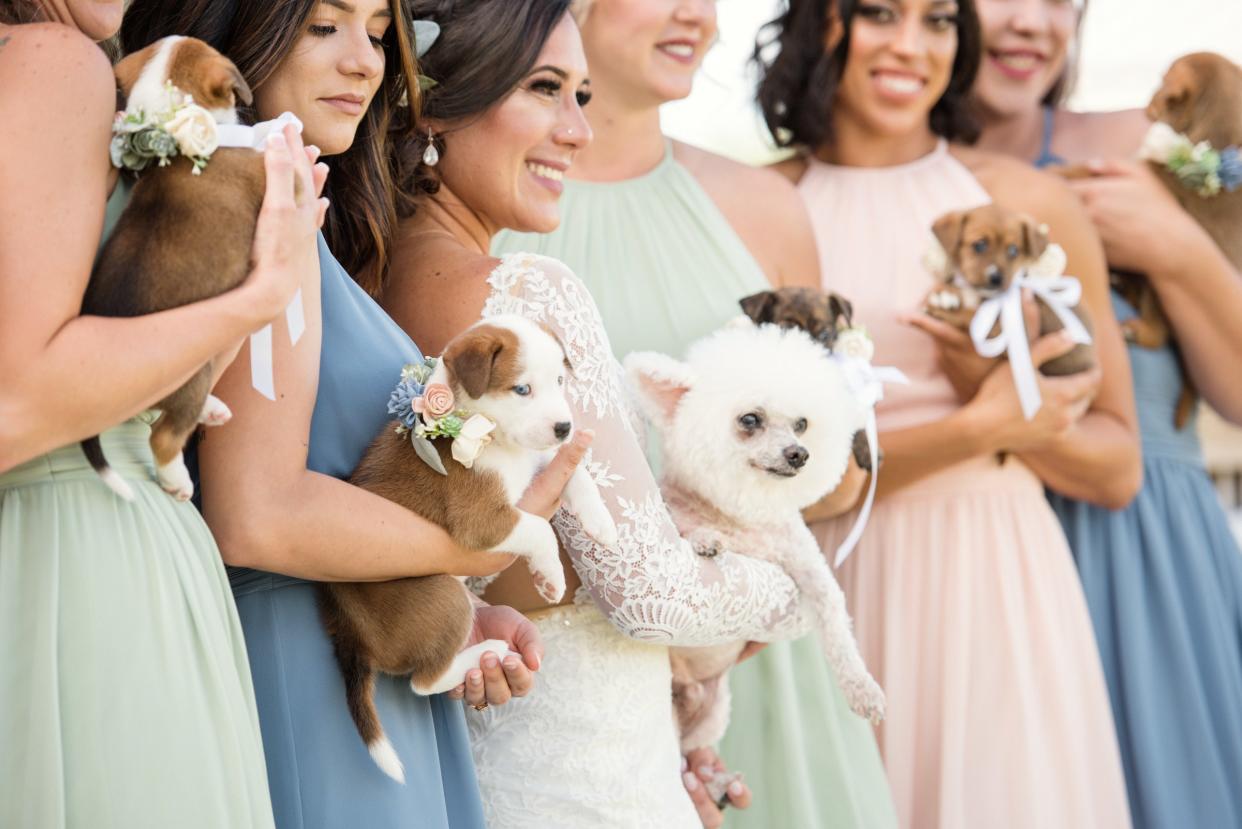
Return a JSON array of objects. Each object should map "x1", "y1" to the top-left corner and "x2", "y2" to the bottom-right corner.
[
  {"x1": 220, "y1": 237, "x2": 486, "y2": 829},
  {"x1": 1040, "y1": 111, "x2": 1242, "y2": 829}
]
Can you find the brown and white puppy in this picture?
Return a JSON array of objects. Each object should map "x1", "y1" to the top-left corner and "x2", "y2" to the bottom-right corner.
[
  {"x1": 81, "y1": 36, "x2": 263, "y2": 500},
  {"x1": 923, "y1": 203, "x2": 1095, "y2": 377},
  {"x1": 318, "y1": 315, "x2": 617, "y2": 784},
  {"x1": 1057, "y1": 52, "x2": 1242, "y2": 427},
  {"x1": 739, "y1": 287, "x2": 874, "y2": 471}
]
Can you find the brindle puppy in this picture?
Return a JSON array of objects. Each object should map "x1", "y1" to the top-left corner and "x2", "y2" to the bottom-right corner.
[{"x1": 739, "y1": 287, "x2": 873, "y2": 471}]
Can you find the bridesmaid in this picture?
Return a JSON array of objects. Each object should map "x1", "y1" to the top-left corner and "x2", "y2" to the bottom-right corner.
[
  {"x1": 0, "y1": 0, "x2": 318, "y2": 826},
  {"x1": 120, "y1": 2, "x2": 580, "y2": 827},
  {"x1": 494, "y1": 2, "x2": 894, "y2": 825},
  {"x1": 755, "y1": 0, "x2": 1139, "y2": 826},
  {"x1": 970, "y1": 1, "x2": 1242, "y2": 826}
]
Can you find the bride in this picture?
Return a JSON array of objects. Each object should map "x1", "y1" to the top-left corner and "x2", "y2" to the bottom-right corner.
[{"x1": 381, "y1": 2, "x2": 814, "y2": 826}]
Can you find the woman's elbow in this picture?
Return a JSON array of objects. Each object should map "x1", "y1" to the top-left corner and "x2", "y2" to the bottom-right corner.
[
  {"x1": 1096, "y1": 458, "x2": 1144, "y2": 511},
  {"x1": 204, "y1": 498, "x2": 287, "y2": 570}
]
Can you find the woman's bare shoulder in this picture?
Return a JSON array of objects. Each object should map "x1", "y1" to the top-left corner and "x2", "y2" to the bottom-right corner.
[
  {"x1": 0, "y1": 22, "x2": 113, "y2": 96},
  {"x1": 1058, "y1": 108, "x2": 1151, "y2": 160}
]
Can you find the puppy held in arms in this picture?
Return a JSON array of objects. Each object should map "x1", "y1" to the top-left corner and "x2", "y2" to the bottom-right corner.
[
  {"x1": 1058, "y1": 52, "x2": 1242, "y2": 428},
  {"x1": 625, "y1": 323, "x2": 885, "y2": 764},
  {"x1": 319, "y1": 316, "x2": 617, "y2": 783},
  {"x1": 922, "y1": 204, "x2": 1095, "y2": 412},
  {"x1": 81, "y1": 36, "x2": 294, "y2": 501}
]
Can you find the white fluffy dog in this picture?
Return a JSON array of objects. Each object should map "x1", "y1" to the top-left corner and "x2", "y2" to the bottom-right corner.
[{"x1": 626, "y1": 322, "x2": 886, "y2": 755}]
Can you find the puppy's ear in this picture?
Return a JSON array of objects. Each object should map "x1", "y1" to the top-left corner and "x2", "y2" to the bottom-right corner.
[
  {"x1": 444, "y1": 326, "x2": 511, "y2": 399},
  {"x1": 931, "y1": 210, "x2": 968, "y2": 259},
  {"x1": 1149, "y1": 60, "x2": 1195, "y2": 126},
  {"x1": 739, "y1": 291, "x2": 778, "y2": 325},
  {"x1": 1019, "y1": 214, "x2": 1049, "y2": 261},
  {"x1": 207, "y1": 56, "x2": 254, "y2": 107},
  {"x1": 827, "y1": 293, "x2": 853, "y2": 329},
  {"x1": 623, "y1": 352, "x2": 696, "y2": 430}
]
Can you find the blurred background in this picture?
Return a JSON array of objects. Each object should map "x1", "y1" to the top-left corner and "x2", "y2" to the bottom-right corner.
[{"x1": 661, "y1": 0, "x2": 1242, "y2": 535}]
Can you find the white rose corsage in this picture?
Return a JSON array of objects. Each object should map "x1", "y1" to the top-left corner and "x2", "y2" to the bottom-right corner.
[
  {"x1": 1139, "y1": 121, "x2": 1242, "y2": 198},
  {"x1": 111, "y1": 81, "x2": 219, "y2": 175},
  {"x1": 388, "y1": 358, "x2": 497, "y2": 475}
]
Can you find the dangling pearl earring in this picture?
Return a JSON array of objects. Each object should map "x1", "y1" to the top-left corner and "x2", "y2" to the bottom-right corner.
[{"x1": 423, "y1": 127, "x2": 439, "y2": 167}]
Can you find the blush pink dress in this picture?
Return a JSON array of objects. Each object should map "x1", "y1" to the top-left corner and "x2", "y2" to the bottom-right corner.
[{"x1": 802, "y1": 142, "x2": 1132, "y2": 829}]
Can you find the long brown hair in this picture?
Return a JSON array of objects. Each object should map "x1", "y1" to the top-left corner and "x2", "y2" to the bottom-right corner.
[
  {"x1": 120, "y1": 0, "x2": 421, "y2": 294},
  {"x1": 0, "y1": 0, "x2": 44, "y2": 24}
]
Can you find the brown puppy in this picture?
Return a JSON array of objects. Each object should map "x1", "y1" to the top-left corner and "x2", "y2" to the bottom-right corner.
[
  {"x1": 319, "y1": 315, "x2": 617, "y2": 784},
  {"x1": 81, "y1": 36, "x2": 266, "y2": 500},
  {"x1": 1055, "y1": 52, "x2": 1242, "y2": 427},
  {"x1": 923, "y1": 203, "x2": 1095, "y2": 377},
  {"x1": 740, "y1": 287, "x2": 873, "y2": 471}
]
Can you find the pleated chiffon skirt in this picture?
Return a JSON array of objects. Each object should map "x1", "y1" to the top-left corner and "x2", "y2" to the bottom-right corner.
[
  {"x1": 0, "y1": 421, "x2": 273, "y2": 828},
  {"x1": 817, "y1": 457, "x2": 1132, "y2": 829}
]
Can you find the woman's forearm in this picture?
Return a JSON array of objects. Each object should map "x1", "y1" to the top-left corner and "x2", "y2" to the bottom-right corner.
[
  {"x1": 1020, "y1": 411, "x2": 1142, "y2": 509},
  {"x1": 204, "y1": 466, "x2": 503, "y2": 582},
  {"x1": 0, "y1": 285, "x2": 269, "y2": 472},
  {"x1": 874, "y1": 407, "x2": 993, "y2": 498}
]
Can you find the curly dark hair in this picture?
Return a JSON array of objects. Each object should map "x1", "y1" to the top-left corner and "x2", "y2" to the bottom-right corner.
[
  {"x1": 120, "y1": 0, "x2": 420, "y2": 295},
  {"x1": 756, "y1": 0, "x2": 983, "y2": 152},
  {"x1": 400, "y1": 0, "x2": 573, "y2": 208}
]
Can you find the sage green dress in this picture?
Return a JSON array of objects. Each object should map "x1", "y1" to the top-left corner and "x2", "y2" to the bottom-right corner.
[
  {"x1": 0, "y1": 183, "x2": 274, "y2": 828},
  {"x1": 494, "y1": 144, "x2": 897, "y2": 829}
]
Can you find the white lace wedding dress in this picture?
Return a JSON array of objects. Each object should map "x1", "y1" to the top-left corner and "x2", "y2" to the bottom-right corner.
[{"x1": 466, "y1": 254, "x2": 811, "y2": 828}]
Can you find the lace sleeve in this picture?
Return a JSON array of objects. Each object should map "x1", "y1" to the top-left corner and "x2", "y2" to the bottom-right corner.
[{"x1": 483, "y1": 253, "x2": 808, "y2": 647}]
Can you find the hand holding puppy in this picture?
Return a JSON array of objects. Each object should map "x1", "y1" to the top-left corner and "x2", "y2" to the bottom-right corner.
[{"x1": 445, "y1": 604, "x2": 544, "y2": 706}]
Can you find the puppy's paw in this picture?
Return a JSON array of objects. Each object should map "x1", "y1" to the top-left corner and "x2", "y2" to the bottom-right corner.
[
  {"x1": 157, "y1": 454, "x2": 194, "y2": 502},
  {"x1": 575, "y1": 500, "x2": 618, "y2": 548},
  {"x1": 844, "y1": 674, "x2": 887, "y2": 725},
  {"x1": 198, "y1": 394, "x2": 233, "y2": 427},
  {"x1": 531, "y1": 565, "x2": 567, "y2": 604},
  {"x1": 410, "y1": 639, "x2": 517, "y2": 696},
  {"x1": 926, "y1": 289, "x2": 962, "y2": 312}
]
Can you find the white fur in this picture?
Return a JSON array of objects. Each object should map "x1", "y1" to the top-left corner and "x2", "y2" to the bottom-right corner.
[
  {"x1": 626, "y1": 322, "x2": 885, "y2": 744},
  {"x1": 99, "y1": 467, "x2": 136, "y2": 502},
  {"x1": 368, "y1": 735, "x2": 405, "y2": 784},
  {"x1": 198, "y1": 394, "x2": 232, "y2": 426},
  {"x1": 156, "y1": 454, "x2": 193, "y2": 502},
  {"x1": 410, "y1": 639, "x2": 517, "y2": 696},
  {"x1": 126, "y1": 36, "x2": 185, "y2": 115}
]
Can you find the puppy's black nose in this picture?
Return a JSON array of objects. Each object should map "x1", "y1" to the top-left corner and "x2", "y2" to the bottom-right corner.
[
  {"x1": 554, "y1": 421, "x2": 572, "y2": 441},
  {"x1": 986, "y1": 267, "x2": 1004, "y2": 288},
  {"x1": 783, "y1": 445, "x2": 809, "y2": 469}
]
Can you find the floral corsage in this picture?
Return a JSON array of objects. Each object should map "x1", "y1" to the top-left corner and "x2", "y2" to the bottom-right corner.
[
  {"x1": 1140, "y1": 121, "x2": 1242, "y2": 198},
  {"x1": 111, "y1": 81, "x2": 219, "y2": 175},
  {"x1": 388, "y1": 358, "x2": 496, "y2": 475}
]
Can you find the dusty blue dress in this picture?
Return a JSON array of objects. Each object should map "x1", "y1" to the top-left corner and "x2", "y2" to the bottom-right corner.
[
  {"x1": 1040, "y1": 113, "x2": 1242, "y2": 829},
  {"x1": 224, "y1": 237, "x2": 486, "y2": 829}
]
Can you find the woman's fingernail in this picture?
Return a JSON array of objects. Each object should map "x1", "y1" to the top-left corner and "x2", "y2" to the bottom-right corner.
[
  {"x1": 482, "y1": 653, "x2": 498, "y2": 669},
  {"x1": 698, "y1": 765, "x2": 714, "y2": 780},
  {"x1": 533, "y1": 653, "x2": 542, "y2": 670},
  {"x1": 267, "y1": 133, "x2": 286, "y2": 149},
  {"x1": 682, "y1": 772, "x2": 700, "y2": 792},
  {"x1": 681, "y1": 756, "x2": 688, "y2": 772},
  {"x1": 503, "y1": 656, "x2": 520, "y2": 671},
  {"x1": 728, "y1": 781, "x2": 744, "y2": 796},
  {"x1": 469, "y1": 671, "x2": 482, "y2": 685}
]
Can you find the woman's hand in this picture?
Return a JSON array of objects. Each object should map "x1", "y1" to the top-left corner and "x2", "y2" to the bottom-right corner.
[
  {"x1": 446, "y1": 605, "x2": 544, "y2": 706},
  {"x1": 682, "y1": 747, "x2": 751, "y2": 828},
  {"x1": 904, "y1": 294, "x2": 1043, "y2": 402},
  {"x1": 242, "y1": 124, "x2": 331, "y2": 322},
  {"x1": 516, "y1": 430, "x2": 593, "y2": 520},
  {"x1": 966, "y1": 331, "x2": 1101, "y2": 453},
  {"x1": 1067, "y1": 159, "x2": 1207, "y2": 278}
]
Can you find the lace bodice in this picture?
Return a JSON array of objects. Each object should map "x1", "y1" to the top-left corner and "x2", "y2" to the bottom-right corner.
[{"x1": 482, "y1": 253, "x2": 807, "y2": 646}]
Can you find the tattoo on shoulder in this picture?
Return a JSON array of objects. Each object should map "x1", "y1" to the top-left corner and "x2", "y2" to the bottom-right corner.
[{"x1": 0, "y1": 36, "x2": 10, "y2": 53}]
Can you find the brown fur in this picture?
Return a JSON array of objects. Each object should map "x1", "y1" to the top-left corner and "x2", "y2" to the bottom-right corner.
[
  {"x1": 925, "y1": 203, "x2": 1096, "y2": 377},
  {"x1": 740, "y1": 286, "x2": 876, "y2": 471},
  {"x1": 1054, "y1": 52, "x2": 1242, "y2": 428},
  {"x1": 79, "y1": 38, "x2": 265, "y2": 486},
  {"x1": 317, "y1": 324, "x2": 542, "y2": 763}
]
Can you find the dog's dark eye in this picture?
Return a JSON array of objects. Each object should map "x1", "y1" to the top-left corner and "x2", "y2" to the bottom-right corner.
[
  {"x1": 738, "y1": 412, "x2": 763, "y2": 431},
  {"x1": 972, "y1": 238, "x2": 989, "y2": 254},
  {"x1": 1006, "y1": 243, "x2": 1020, "y2": 259},
  {"x1": 513, "y1": 384, "x2": 532, "y2": 396},
  {"x1": 793, "y1": 418, "x2": 808, "y2": 434}
]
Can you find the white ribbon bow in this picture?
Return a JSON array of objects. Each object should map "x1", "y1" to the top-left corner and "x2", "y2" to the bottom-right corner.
[
  {"x1": 969, "y1": 271, "x2": 1092, "y2": 421},
  {"x1": 831, "y1": 356, "x2": 909, "y2": 568},
  {"x1": 216, "y1": 112, "x2": 307, "y2": 400}
]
